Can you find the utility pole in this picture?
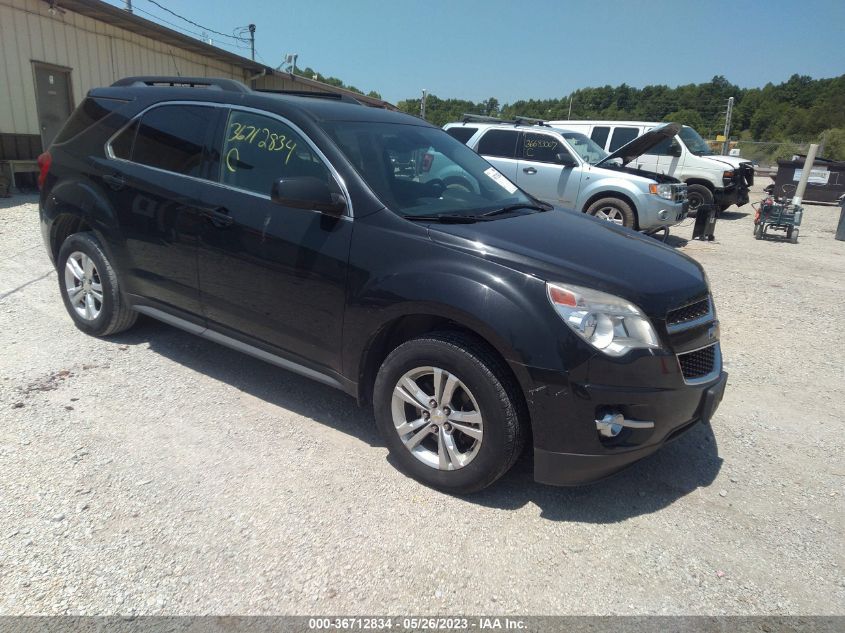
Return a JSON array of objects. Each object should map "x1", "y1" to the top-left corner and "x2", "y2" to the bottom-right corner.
[
  {"x1": 567, "y1": 96, "x2": 573, "y2": 120},
  {"x1": 722, "y1": 96, "x2": 734, "y2": 155},
  {"x1": 420, "y1": 89, "x2": 427, "y2": 120},
  {"x1": 125, "y1": 0, "x2": 132, "y2": 12},
  {"x1": 248, "y1": 24, "x2": 256, "y2": 61}
]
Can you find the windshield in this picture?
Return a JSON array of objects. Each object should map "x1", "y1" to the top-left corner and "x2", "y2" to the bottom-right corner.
[
  {"x1": 559, "y1": 131, "x2": 608, "y2": 164},
  {"x1": 678, "y1": 125, "x2": 714, "y2": 156},
  {"x1": 322, "y1": 121, "x2": 535, "y2": 218}
]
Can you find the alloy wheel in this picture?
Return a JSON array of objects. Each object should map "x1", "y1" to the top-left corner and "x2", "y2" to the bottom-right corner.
[
  {"x1": 390, "y1": 366, "x2": 483, "y2": 470},
  {"x1": 64, "y1": 251, "x2": 103, "y2": 321},
  {"x1": 594, "y1": 206, "x2": 625, "y2": 225}
]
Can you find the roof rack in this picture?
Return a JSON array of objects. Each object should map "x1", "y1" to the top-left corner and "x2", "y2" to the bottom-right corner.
[
  {"x1": 111, "y1": 76, "x2": 251, "y2": 93},
  {"x1": 460, "y1": 113, "x2": 550, "y2": 127},
  {"x1": 254, "y1": 88, "x2": 363, "y2": 105}
]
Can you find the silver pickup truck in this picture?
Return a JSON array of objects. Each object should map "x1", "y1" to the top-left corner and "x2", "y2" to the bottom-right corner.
[{"x1": 442, "y1": 117, "x2": 688, "y2": 232}]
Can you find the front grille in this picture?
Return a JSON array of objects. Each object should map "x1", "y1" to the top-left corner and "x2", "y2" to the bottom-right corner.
[
  {"x1": 740, "y1": 162, "x2": 754, "y2": 186},
  {"x1": 667, "y1": 296, "x2": 710, "y2": 327},
  {"x1": 678, "y1": 344, "x2": 716, "y2": 381}
]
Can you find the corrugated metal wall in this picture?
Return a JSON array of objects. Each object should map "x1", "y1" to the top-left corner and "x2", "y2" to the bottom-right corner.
[{"x1": 0, "y1": 0, "x2": 247, "y2": 138}]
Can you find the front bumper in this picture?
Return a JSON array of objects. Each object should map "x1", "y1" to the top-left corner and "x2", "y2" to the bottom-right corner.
[
  {"x1": 638, "y1": 195, "x2": 688, "y2": 231},
  {"x1": 533, "y1": 371, "x2": 727, "y2": 485}
]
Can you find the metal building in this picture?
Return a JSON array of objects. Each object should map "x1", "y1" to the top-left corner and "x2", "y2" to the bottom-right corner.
[{"x1": 0, "y1": 0, "x2": 395, "y2": 189}]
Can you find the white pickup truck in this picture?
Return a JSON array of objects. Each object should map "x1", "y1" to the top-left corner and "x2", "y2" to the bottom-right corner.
[{"x1": 548, "y1": 120, "x2": 754, "y2": 213}]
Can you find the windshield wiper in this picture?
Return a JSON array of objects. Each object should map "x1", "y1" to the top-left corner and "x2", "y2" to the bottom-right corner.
[
  {"x1": 479, "y1": 203, "x2": 550, "y2": 217},
  {"x1": 405, "y1": 214, "x2": 493, "y2": 224}
]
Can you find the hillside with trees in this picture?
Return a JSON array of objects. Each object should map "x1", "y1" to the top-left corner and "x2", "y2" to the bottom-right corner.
[{"x1": 395, "y1": 75, "x2": 845, "y2": 160}]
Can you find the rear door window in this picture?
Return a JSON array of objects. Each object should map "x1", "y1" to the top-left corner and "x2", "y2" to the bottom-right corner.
[
  {"x1": 218, "y1": 110, "x2": 334, "y2": 197},
  {"x1": 476, "y1": 129, "x2": 519, "y2": 159},
  {"x1": 445, "y1": 126, "x2": 478, "y2": 144},
  {"x1": 131, "y1": 105, "x2": 218, "y2": 178},
  {"x1": 590, "y1": 126, "x2": 610, "y2": 149},
  {"x1": 608, "y1": 127, "x2": 639, "y2": 152}
]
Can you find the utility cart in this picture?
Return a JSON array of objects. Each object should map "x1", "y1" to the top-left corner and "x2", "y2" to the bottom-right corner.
[{"x1": 753, "y1": 185, "x2": 803, "y2": 244}]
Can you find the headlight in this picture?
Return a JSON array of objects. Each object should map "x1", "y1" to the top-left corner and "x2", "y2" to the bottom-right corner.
[
  {"x1": 546, "y1": 283, "x2": 660, "y2": 357},
  {"x1": 648, "y1": 183, "x2": 674, "y2": 200}
]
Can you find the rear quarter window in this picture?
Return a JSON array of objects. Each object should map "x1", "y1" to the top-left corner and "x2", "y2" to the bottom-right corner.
[
  {"x1": 445, "y1": 126, "x2": 478, "y2": 144},
  {"x1": 52, "y1": 97, "x2": 129, "y2": 145},
  {"x1": 608, "y1": 127, "x2": 640, "y2": 151}
]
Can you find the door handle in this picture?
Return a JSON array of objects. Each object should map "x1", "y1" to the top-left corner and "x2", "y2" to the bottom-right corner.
[
  {"x1": 103, "y1": 173, "x2": 125, "y2": 189},
  {"x1": 523, "y1": 167, "x2": 537, "y2": 175},
  {"x1": 201, "y1": 206, "x2": 234, "y2": 227}
]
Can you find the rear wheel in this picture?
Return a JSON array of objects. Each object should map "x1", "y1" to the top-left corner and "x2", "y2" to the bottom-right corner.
[
  {"x1": 57, "y1": 232, "x2": 137, "y2": 337},
  {"x1": 373, "y1": 332, "x2": 525, "y2": 493},
  {"x1": 687, "y1": 184, "x2": 714, "y2": 214},
  {"x1": 585, "y1": 198, "x2": 635, "y2": 229}
]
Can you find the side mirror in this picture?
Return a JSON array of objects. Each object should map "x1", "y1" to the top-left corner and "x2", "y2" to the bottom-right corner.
[
  {"x1": 667, "y1": 142, "x2": 682, "y2": 157},
  {"x1": 271, "y1": 177, "x2": 347, "y2": 216},
  {"x1": 556, "y1": 152, "x2": 577, "y2": 167}
]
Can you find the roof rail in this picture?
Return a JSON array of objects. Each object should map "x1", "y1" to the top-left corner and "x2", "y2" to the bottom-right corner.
[
  {"x1": 254, "y1": 88, "x2": 363, "y2": 105},
  {"x1": 460, "y1": 112, "x2": 550, "y2": 127},
  {"x1": 111, "y1": 76, "x2": 251, "y2": 93}
]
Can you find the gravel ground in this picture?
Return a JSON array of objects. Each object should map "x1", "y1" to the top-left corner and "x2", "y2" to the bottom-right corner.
[{"x1": 0, "y1": 183, "x2": 843, "y2": 616}]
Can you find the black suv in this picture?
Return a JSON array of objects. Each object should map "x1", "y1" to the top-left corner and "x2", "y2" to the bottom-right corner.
[{"x1": 39, "y1": 76, "x2": 727, "y2": 493}]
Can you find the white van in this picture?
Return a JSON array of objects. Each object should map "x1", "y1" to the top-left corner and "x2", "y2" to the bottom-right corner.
[{"x1": 548, "y1": 120, "x2": 754, "y2": 212}]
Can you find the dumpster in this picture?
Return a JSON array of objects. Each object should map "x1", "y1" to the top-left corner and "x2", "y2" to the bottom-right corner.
[{"x1": 772, "y1": 156, "x2": 845, "y2": 203}]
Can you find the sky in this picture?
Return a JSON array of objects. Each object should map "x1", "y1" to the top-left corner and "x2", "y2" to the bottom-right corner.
[{"x1": 106, "y1": 0, "x2": 845, "y2": 104}]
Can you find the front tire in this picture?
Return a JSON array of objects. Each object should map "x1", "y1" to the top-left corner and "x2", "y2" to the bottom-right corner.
[
  {"x1": 373, "y1": 332, "x2": 525, "y2": 493},
  {"x1": 687, "y1": 184, "x2": 714, "y2": 214},
  {"x1": 585, "y1": 197, "x2": 636, "y2": 229},
  {"x1": 57, "y1": 232, "x2": 137, "y2": 337}
]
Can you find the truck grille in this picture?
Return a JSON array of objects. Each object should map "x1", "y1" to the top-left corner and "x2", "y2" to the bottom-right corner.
[
  {"x1": 678, "y1": 344, "x2": 717, "y2": 381},
  {"x1": 667, "y1": 296, "x2": 711, "y2": 328},
  {"x1": 740, "y1": 162, "x2": 754, "y2": 186}
]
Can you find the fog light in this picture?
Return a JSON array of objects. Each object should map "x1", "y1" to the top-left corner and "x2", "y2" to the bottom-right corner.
[{"x1": 658, "y1": 209, "x2": 668, "y2": 220}]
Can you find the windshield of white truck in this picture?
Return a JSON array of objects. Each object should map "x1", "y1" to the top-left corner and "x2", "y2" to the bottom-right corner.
[{"x1": 679, "y1": 126, "x2": 715, "y2": 156}]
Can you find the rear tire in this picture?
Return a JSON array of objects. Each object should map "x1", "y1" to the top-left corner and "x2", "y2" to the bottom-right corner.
[
  {"x1": 373, "y1": 332, "x2": 525, "y2": 494},
  {"x1": 585, "y1": 197, "x2": 636, "y2": 229},
  {"x1": 57, "y1": 232, "x2": 137, "y2": 337}
]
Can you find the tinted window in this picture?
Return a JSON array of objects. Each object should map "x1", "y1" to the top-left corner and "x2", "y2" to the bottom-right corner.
[
  {"x1": 220, "y1": 110, "x2": 333, "y2": 196},
  {"x1": 590, "y1": 126, "x2": 610, "y2": 149},
  {"x1": 132, "y1": 105, "x2": 217, "y2": 177},
  {"x1": 445, "y1": 126, "x2": 478, "y2": 144},
  {"x1": 522, "y1": 132, "x2": 566, "y2": 163},
  {"x1": 110, "y1": 120, "x2": 137, "y2": 160},
  {"x1": 608, "y1": 127, "x2": 639, "y2": 152},
  {"x1": 53, "y1": 97, "x2": 129, "y2": 145},
  {"x1": 477, "y1": 129, "x2": 519, "y2": 158},
  {"x1": 644, "y1": 136, "x2": 679, "y2": 156}
]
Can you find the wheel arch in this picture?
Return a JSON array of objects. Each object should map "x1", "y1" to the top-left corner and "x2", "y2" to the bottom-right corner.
[{"x1": 581, "y1": 190, "x2": 639, "y2": 229}]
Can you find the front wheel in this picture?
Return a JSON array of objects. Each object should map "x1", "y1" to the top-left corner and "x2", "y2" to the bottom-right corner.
[
  {"x1": 57, "y1": 232, "x2": 137, "y2": 337},
  {"x1": 373, "y1": 332, "x2": 525, "y2": 493},
  {"x1": 687, "y1": 184, "x2": 714, "y2": 214},
  {"x1": 585, "y1": 198, "x2": 636, "y2": 228}
]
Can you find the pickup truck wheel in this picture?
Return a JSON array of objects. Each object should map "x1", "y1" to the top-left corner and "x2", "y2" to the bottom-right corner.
[
  {"x1": 687, "y1": 185, "x2": 713, "y2": 213},
  {"x1": 57, "y1": 232, "x2": 137, "y2": 337},
  {"x1": 373, "y1": 332, "x2": 525, "y2": 494},
  {"x1": 585, "y1": 198, "x2": 635, "y2": 228}
]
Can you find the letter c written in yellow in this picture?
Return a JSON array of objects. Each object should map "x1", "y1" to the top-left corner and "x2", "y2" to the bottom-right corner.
[{"x1": 225, "y1": 146, "x2": 239, "y2": 173}]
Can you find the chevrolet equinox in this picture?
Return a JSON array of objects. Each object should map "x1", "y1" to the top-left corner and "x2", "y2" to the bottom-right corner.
[{"x1": 38, "y1": 77, "x2": 727, "y2": 493}]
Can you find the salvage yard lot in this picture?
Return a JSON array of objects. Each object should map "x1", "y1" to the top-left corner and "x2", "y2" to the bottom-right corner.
[{"x1": 0, "y1": 184, "x2": 843, "y2": 615}]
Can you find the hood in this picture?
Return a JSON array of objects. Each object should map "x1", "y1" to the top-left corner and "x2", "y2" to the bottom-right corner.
[
  {"x1": 596, "y1": 123, "x2": 680, "y2": 167},
  {"x1": 707, "y1": 155, "x2": 752, "y2": 168},
  {"x1": 426, "y1": 210, "x2": 707, "y2": 318}
]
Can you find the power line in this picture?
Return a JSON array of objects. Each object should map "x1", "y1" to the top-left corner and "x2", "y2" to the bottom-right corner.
[{"x1": 142, "y1": 0, "x2": 249, "y2": 42}]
